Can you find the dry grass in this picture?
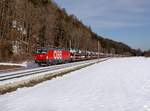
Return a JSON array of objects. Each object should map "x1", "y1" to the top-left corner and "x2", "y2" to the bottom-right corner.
[{"x1": 0, "y1": 65, "x2": 22, "y2": 71}]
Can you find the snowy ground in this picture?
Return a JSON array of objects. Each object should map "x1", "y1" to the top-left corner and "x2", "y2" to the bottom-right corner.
[
  {"x1": 1, "y1": 57, "x2": 150, "y2": 111},
  {"x1": 0, "y1": 61, "x2": 38, "y2": 72},
  {"x1": 0, "y1": 61, "x2": 38, "y2": 68}
]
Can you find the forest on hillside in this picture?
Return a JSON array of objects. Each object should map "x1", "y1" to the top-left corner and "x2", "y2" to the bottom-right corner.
[{"x1": 0, "y1": 0, "x2": 136, "y2": 62}]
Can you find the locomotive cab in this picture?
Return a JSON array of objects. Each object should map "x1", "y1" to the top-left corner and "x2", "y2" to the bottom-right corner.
[{"x1": 34, "y1": 48, "x2": 50, "y2": 66}]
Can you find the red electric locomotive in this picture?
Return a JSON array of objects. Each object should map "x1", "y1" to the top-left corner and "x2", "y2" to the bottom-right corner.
[
  {"x1": 34, "y1": 48, "x2": 71, "y2": 66},
  {"x1": 34, "y1": 47, "x2": 104, "y2": 66}
]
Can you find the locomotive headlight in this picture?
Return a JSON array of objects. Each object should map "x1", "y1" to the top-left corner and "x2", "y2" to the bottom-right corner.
[{"x1": 46, "y1": 56, "x2": 49, "y2": 59}]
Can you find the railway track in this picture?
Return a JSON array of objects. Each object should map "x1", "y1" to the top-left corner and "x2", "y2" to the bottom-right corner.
[{"x1": 0, "y1": 59, "x2": 108, "y2": 84}]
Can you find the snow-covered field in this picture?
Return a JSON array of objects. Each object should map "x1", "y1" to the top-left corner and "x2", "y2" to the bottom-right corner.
[{"x1": 0, "y1": 57, "x2": 150, "y2": 111}]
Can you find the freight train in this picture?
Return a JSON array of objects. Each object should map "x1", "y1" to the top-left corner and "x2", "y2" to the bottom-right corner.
[{"x1": 34, "y1": 47, "x2": 106, "y2": 66}]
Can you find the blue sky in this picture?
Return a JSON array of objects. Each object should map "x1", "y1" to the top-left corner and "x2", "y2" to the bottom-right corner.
[{"x1": 54, "y1": 0, "x2": 150, "y2": 50}]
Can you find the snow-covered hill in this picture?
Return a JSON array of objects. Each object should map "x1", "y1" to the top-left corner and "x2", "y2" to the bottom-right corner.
[{"x1": 0, "y1": 57, "x2": 150, "y2": 111}]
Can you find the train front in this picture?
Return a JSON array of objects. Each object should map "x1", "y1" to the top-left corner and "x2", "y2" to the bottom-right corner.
[{"x1": 34, "y1": 48, "x2": 49, "y2": 66}]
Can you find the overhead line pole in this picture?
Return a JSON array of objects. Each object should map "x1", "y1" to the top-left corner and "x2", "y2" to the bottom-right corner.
[
  {"x1": 69, "y1": 40, "x2": 71, "y2": 50},
  {"x1": 98, "y1": 41, "x2": 100, "y2": 62}
]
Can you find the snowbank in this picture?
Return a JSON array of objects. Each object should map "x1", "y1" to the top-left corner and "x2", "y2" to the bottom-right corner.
[
  {"x1": 0, "y1": 61, "x2": 38, "y2": 68},
  {"x1": 0, "y1": 62, "x2": 26, "y2": 67}
]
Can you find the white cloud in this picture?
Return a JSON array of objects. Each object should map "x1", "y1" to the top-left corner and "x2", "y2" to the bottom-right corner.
[
  {"x1": 87, "y1": 20, "x2": 144, "y2": 29},
  {"x1": 55, "y1": 0, "x2": 150, "y2": 29}
]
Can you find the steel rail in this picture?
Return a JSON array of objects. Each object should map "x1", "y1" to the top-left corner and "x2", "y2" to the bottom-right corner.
[{"x1": 0, "y1": 59, "x2": 101, "y2": 82}]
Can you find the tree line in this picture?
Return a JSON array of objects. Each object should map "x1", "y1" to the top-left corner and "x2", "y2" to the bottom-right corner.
[
  {"x1": 0, "y1": 0, "x2": 137, "y2": 62},
  {"x1": 143, "y1": 50, "x2": 150, "y2": 57}
]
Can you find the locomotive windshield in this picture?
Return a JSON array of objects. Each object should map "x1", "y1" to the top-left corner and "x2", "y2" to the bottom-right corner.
[{"x1": 36, "y1": 48, "x2": 48, "y2": 54}]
